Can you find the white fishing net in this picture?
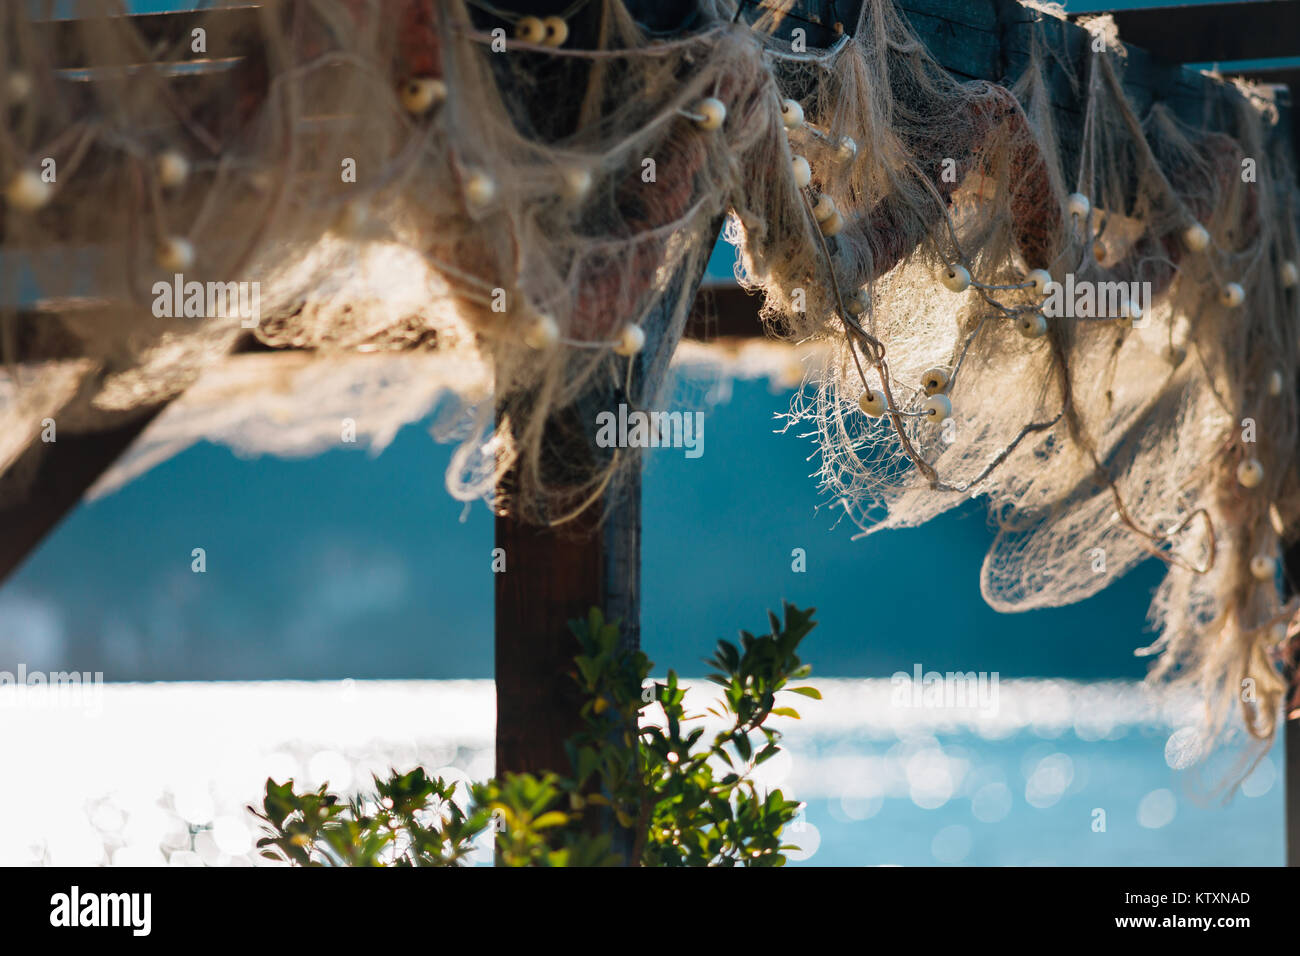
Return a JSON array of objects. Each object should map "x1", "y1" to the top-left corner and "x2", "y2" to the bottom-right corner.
[{"x1": 2, "y1": 0, "x2": 1299, "y2": 762}]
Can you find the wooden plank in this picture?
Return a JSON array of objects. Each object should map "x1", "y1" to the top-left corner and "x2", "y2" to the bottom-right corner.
[
  {"x1": 0, "y1": 401, "x2": 165, "y2": 581},
  {"x1": 996, "y1": 0, "x2": 1295, "y2": 187},
  {"x1": 900, "y1": 0, "x2": 999, "y2": 32},
  {"x1": 1077, "y1": 1, "x2": 1300, "y2": 66},
  {"x1": 29, "y1": 4, "x2": 267, "y2": 70},
  {"x1": 900, "y1": 6, "x2": 1001, "y2": 80},
  {"x1": 1228, "y1": 66, "x2": 1300, "y2": 161}
]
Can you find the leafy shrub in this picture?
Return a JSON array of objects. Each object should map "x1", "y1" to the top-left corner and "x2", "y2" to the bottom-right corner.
[{"x1": 250, "y1": 602, "x2": 820, "y2": 866}]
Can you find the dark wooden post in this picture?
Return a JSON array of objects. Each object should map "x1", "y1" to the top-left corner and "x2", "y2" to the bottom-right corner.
[
  {"x1": 494, "y1": 479, "x2": 640, "y2": 779},
  {"x1": 488, "y1": 0, "x2": 705, "y2": 865},
  {"x1": 489, "y1": 1, "x2": 861, "y2": 865}
]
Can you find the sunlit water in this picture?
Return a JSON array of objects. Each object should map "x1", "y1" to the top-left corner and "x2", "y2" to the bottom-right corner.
[{"x1": 0, "y1": 678, "x2": 1280, "y2": 866}]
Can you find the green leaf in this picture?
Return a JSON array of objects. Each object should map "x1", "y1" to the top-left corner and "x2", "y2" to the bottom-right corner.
[
  {"x1": 734, "y1": 733, "x2": 752, "y2": 762},
  {"x1": 787, "y1": 686, "x2": 822, "y2": 699}
]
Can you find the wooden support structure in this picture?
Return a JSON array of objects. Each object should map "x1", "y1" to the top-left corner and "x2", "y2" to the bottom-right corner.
[
  {"x1": 0, "y1": 404, "x2": 165, "y2": 581},
  {"x1": 1071, "y1": 1, "x2": 1300, "y2": 172},
  {"x1": 486, "y1": 0, "x2": 710, "y2": 863},
  {"x1": 1078, "y1": 1, "x2": 1300, "y2": 65},
  {"x1": 494, "y1": 482, "x2": 638, "y2": 775}
]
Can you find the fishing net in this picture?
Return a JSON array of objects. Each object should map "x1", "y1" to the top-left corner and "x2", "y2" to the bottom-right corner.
[{"x1": 3, "y1": 0, "x2": 1299, "y2": 760}]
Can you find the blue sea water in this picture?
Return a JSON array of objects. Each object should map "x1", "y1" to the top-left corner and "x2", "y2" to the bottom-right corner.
[{"x1": 0, "y1": 676, "x2": 1281, "y2": 866}]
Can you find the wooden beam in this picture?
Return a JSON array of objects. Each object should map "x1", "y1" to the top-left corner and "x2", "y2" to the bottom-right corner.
[
  {"x1": 685, "y1": 282, "x2": 765, "y2": 340},
  {"x1": 0, "y1": 283, "x2": 761, "y2": 596},
  {"x1": 1223, "y1": 67, "x2": 1300, "y2": 164},
  {"x1": 28, "y1": 4, "x2": 266, "y2": 70},
  {"x1": 493, "y1": 456, "x2": 642, "y2": 856},
  {"x1": 5, "y1": 283, "x2": 766, "y2": 365},
  {"x1": 1072, "y1": 2, "x2": 1300, "y2": 66},
  {"x1": 0, "y1": 401, "x2": 165, "y2": 581}
]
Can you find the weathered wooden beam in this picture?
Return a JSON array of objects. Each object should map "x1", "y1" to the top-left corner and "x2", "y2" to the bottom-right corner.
[
  {"x1": 899, "y1": 0, "x2": 1001, "y2": 81},
  {"x1": 1225, "y1": 66, "x2": 1300, "y2": 164},
  {"x1": 0, "y1": 400, "x2": 165, "y2": 581},
  {"x1": 493, "y1": 450, "x2": 642, "y2": 840},
  {"x1": 5, "y1": 282, "x2": 765, "y2": 364},
  {"x1": 1074, "y1": 1, "x2": 1300, "y2": 66},
  {"x1": 685, "y1": 283, "x2": 766, "y2": 340},
  {"x1": 29, "y1": 4, "x2": 267, "y2": 70},
  {"x1": 0, "y1": 282, "x2": 757, "y2": 597}
]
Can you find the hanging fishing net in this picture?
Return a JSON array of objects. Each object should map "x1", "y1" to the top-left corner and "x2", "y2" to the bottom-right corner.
[{"x1": 3, "y1": 0, "x2": 1299, "y2": 764}]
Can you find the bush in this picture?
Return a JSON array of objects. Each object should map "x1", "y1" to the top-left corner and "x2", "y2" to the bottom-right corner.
[{"x1": 249, "y1": 602, "x2": 820, "y2": 866}]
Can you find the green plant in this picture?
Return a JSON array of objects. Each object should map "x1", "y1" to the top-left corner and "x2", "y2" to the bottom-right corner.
[
  {"x1": 250, "y1": 602, "x2": 820, "y2": 867},
  {"x1": 250, "y1": 769, "x2": 487, "y2": 867}
]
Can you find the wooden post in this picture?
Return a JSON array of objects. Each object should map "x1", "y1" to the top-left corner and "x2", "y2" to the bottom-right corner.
[
  {"x1": 480, "y1": 0, "x2": 837, "y2": 834},
  {"x1": 493, "y1": 453, "x2": 641, "y2": 860},
  {"x1": 485, "y1": 0, "x2": 710, "y2": 868},
  {"x1": 494, "y1": 491, "x2": 626, "y2": 778},
  {"x1": 492, "y1": 265, "x2": 704, "y2": 865}
]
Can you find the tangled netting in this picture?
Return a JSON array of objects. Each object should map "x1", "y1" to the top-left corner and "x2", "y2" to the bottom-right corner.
[{"x1": 3, "y1": 1, "x2": 1300, "y2": 763}]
